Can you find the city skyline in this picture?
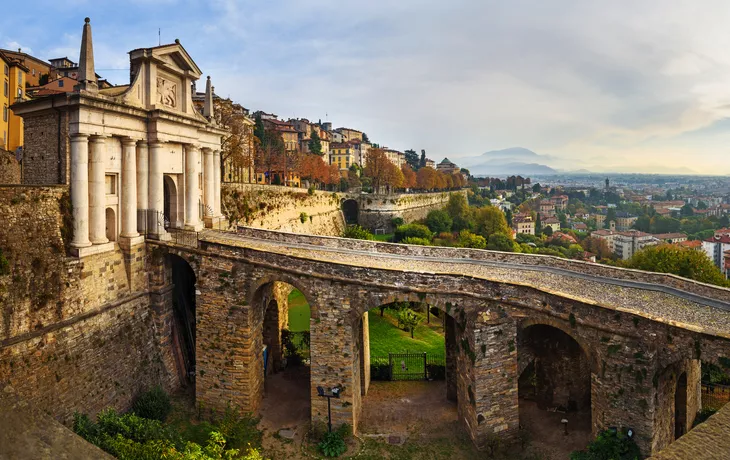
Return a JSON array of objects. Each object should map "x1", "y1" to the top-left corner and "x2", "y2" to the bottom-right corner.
[{"x1": 4, "y1": 1, "x2": 730, "y2": 174}]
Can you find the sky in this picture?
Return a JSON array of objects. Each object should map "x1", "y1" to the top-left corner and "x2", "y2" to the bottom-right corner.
[{"x1": 3, "y1": 0, "x2": 730, "y2": 174}]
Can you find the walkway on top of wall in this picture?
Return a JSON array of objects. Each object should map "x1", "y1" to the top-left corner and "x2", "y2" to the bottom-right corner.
[
  {"x1": 649, "y1": 403, "x2": 730, "y2": 459},
  {"x1": 194, "y1": 227, "x2": 730, "y2": 339}
]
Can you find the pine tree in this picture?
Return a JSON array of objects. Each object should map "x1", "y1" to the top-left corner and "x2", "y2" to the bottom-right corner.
[
  {"x1": 308, "y1": 129, "x2": 323, "y2": 155},
  {"x1": 419, "y1": 150, "x2": 427, "y2": 168}
]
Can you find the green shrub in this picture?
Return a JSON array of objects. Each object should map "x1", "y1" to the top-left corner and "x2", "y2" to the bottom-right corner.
[
  {"x1": 132, "y1": 386, "x2": 172, "y2": 422},
  {"x1": 425, "y1": 209, "x2": 452, "y2": 234},
  {"x1": 570, "y1": 429, "x2": 641, "y2": 460},
  {"x1": 693, "y1": 408, "x2": 718, "y2": 427},
  {"x1": 455, "y1": 230, "x2": 486, "y2": 249},
  {"x1": 401, "y1": 237, "x2": 432, "y2": 246},
  {"x1": 394, "y1": 223, "x2": 432, "y2": 242},
  {"x1": 307, "y1": 185, "x2": 315, "y2": 195},
  {"x1": 318, "y1": 431, "x2": 347, "y2": 457},
  {"x1": 391, "y1": 217, "x2": 404, "y2": 227},
  {"x1": 300, "y1": 212, "x2": 308, "y2": 224},
  {"x1": 487, "y1": 233, "x2": 514, "y2": 252},
  {"x1": 343, "y1": 225, "x2": 373, "y2": 240}
]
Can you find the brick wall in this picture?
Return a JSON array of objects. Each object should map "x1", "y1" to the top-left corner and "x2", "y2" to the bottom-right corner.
[{"x1": 20, "y1": 111, "x2": 69, "y2": 185}]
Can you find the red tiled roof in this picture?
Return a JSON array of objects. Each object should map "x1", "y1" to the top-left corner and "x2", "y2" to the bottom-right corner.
[{"x1": 706, "y1": 235, "x2": 730, "y2": 244}]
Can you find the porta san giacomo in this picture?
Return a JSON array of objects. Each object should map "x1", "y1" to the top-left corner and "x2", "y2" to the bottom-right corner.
[{"x1": 3, "y1": 18, "x2": 730, "y2": 459}]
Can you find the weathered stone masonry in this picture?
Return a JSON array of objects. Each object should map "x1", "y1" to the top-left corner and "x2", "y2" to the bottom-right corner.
[{"x1": 149, "y1": 231, "x2": 730, "y2": 456}]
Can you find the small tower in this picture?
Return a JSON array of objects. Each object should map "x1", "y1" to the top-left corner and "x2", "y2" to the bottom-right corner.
[
  {"x1": 76, "y1": 17, "x2": 98, "y2": 93},
  {"x1": 605, "y1": 177, "x2": 610, "y2": 190},
  {"x1": 203, "y1": 76, "x2": 214, "y2": 120}
]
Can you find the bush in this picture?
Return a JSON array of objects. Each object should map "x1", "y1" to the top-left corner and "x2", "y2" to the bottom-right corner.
[
  {"x1": 318, "y1": 431, "x2": 347, "y2": 457},
  {"x1": 132, "y1": 386, "x2": 172, "y2": 422},
  {"x1": 425, "y1": 209, "x2": 453, "y2": 234},
  {"x1": 394, "y1": 223, "x2": 432, "y2": 242},
  {"x1": 300, "y1": 212, "x2": 308, "y2": 224},
  {"x1": 391, "y1": 217, "x2": 404, "y2": 227},
  {"x1": 307, "y1": 185, "x2": 315, "y2": 195},
  {"x1": 570, "y1": 429, "x2": 641, "y2": 460},
  {"x1": 426, "y1": 364, "x2": 446, "y2": 380},
  {"x1": 693, "y1": 408, "x2": 718, "y2": 427},
  {"x1": 487, "y1": 233, "x2": 514, "y2": 252},
  {"x1": 370, "y1": 362, "x2": 391, "y2": 380},
  {"x1": 401, "y1": 237, "x2": 432, "y2": 246},
  {"x1": 343, "y1": 225, "x2": 373, "y2": 240},
  {"x1": 455, "y1": 230, "x2": 486, "y2": 249}
]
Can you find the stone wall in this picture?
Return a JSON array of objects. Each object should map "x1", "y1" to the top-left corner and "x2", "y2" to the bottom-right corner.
[
  {"x1": 0, "y1": 150, "x2": 20, "y2": 184},
  {"x1": 222, "y1": 183, "x2": 345, "y2": 236},
  {"x1": 357, "y1": 190, "x2": 465, "y2": 233},
  {"x1": 0, "y1": 185, "x2": 179, "y2": 424},
  {"x1": 20, "y1": 111, "x2": 70, "y2": 185}
]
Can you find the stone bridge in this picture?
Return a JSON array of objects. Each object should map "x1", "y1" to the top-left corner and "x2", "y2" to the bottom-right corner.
[{"x1": 147, "y1": 227, "x2": 730, "y2": 456}]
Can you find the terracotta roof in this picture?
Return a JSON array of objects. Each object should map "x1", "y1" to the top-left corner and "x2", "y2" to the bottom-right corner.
[
  {"x1": 705, "y1": 235, "x2": 730, "y2": 244},
  {"x1": 654, "y1": 233, "x2": 687, "y2": 240},
  {"x1": 679, "y1": 240, "x2": 702, "y2": 249}
]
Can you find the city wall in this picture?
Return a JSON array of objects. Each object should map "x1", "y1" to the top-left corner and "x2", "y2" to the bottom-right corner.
[
  {"x1": 0, "y1": 185, "x2": 179, "y2": 424},
  {"x1": 356, "y1": 190, "x2": 466, "y2": 232},
  {"x1": 0, "y1": 150, "x2": 21, "y2": 184}
]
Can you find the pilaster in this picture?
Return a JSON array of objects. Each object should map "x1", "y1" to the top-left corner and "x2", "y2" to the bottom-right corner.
[{"x1": 69, "y1": 133, "x2": 91, "y2": 249}]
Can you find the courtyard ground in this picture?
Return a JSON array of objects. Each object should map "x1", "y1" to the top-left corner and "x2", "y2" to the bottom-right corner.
[{"x1": 367, "y1": 308, "x2": 445, "y2": 356}]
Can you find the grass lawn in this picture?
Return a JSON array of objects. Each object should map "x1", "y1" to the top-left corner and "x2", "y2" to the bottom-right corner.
[
  {"x1": 372, "y1": 233, "x2": 393, "y2": 242},
  {"x1": 287, "y1": 289, "x2": 310, "y2": 332},
  {"x1": 368, "y1": 308, "x2": 445, "y2": 356}
]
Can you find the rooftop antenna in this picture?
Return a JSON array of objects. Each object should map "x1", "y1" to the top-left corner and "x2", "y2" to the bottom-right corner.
[{"x1": 158, "y1": 28, "x2": 161, "y2": 46}]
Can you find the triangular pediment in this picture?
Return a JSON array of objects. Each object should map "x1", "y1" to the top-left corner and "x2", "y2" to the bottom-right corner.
[{"x1": 149, "y1": 43, "x2": 202, "y2": 78}]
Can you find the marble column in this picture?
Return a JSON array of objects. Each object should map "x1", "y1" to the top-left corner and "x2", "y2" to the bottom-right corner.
[
  {"x1": 136, "y1": 140, "x2": 148, "y2": 233},
  {"x1": 120, "y1": 137, "x2": 138, "y2": 238},
  {"x1": 184, "y1": 144, "x2": 201, "y2": 229},
  {"x1": 148, "y1": 141, "x2": 166, "y2": 238},
  {"x1": 70, "y1": 134, "x2": 91, "y2": 248},
  {"x1": 203, "y1": 147, "x2": 215, "y2": 218},
  {"x1": 88, "y1": 135, "x2": 108, "y2": 244},
  {"x1": 213, "y1": 149, "x2": 221, "y2": 216}
]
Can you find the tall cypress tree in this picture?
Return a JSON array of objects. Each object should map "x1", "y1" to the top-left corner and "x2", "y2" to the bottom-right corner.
[{"x1": 253, "y1": 113, "x2": 265, "y2": 144}]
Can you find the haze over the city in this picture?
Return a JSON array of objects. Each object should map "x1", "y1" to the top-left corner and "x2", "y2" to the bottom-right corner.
[{"x1": 4, "y1": 0, "x2": 730, "y2": 174}]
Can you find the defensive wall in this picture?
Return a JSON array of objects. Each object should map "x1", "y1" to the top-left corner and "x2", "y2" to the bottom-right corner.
[
  {"x1": 0, "y1": 185, "x2": 180, "y2": 424},
  {"x1": 222, "y1": 183, "x2": 466, "y2": 235}
]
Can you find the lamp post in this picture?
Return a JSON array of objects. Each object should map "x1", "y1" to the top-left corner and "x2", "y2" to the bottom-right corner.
[{"x1": 317, "y1": 385, "x2": 344, "y2": 433}]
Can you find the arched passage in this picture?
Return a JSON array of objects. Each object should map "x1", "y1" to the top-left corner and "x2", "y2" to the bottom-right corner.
[
  {"x1": 163, "y1": 175, "x2": 179, "y2": 229},
  {"x1": 675, "y1": 372, "x2": 688, "y2": 440},
  {"x1": 252, "y1": 280, "x2": 313, "y2": 433},
  {"x1": 357, "y1": 300, "x2": 459, "y2": 437},
  {"x1": 518, "y1": 323, "x2": 593, "y2": 454},
  {"x1": 169, "y1": 254, "x2": 196, "y2": 386},
  {"x1": 105, "y1": 207, "x2": 116, "y2": 242},
  {"x1": 342, "y1": 199, "x2": 359, "y2": 225}
]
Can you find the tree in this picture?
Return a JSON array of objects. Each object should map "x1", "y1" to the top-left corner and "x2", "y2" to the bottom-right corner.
[
  {"x1": 456, "y1": 230, "x2": 487, "y2": 249},
  {"x1": 543, "y1": 226, "x2": 553, "y2": 237},
  {"x1": 253, "y1": 113, "x2": 265, "y2": 143},
  {"x1": 401, "y1": 164, "x2": 417, "y2": 189},
  {"x1": 416, "y1": 167, "x2": 437, "y2": 190},
  {"x1": 535, "y1": 213, "x2": 543, "y2": 235},
  {"x1": 419, "y1": 149, "x2": 427, "y2": 169},
  {"x1": 362, "y1": 132, "x2": 370, "y2": 143},
  {"x1": 404, "y1": 149, "x2": 419, "y2": 170},
  {"x1": 473, "y1": 206, "x2": 511, "y2": 240},
  {"x1": 604, "y1": 208, "x2": 616, "y2": 229},
  {"x1": 215, "y1": 98, "x2": 256, "y2": 183},
  {"x1": 364, "y1": 148, "x2": 392, "y2": 192},
  {"x1": 627, "y1": 244, "x2": 728, "y2": 286},
  {"x1": 697, "y1": 201, "x2": 708, "y2": 210},
  {"x1": 445, "y1": 193, "x2": 474, "y2": 231},
  {"x1": 532, "y1": 183, "x2": 542, "y2": 193},
  {"x1": 460, "y1": 167, "x2": 470, "y2": 179},
  {"x1": 308, "y1": 128, "x2": 322, "y2": 155},
  {"x1": 720, "y1": 215, "x2": 729, "y2": 228},
  {"x1": 299, "y1": 154, "x2": 329, "y2": 187},
  {"x1": 343, "y1": 225, "x2": 373, "y2": 240},
  {"x1": 426, "y1": 209, "x2": 453, "y2": 234},
  {"x1": 487, "y1": 233, "x2": 514, "y2": 252},
  {"x1": 570, "y1": 429, "x2": 641, "y2": 460},
  {"x1": 255, "y1": 128, "x2": 285, "y2": 184},
  {"x1": 397, "y1": 308, "x2": 423, "y2": 338},
  {"x1": 394, "y1": 223, "x2": 433, "y2": 242},
  {"x1": 633, "y1": 215, "x2": 651, "y2": 232},
  {"x1": 681, "y1": 203, "x2": 694, "y2": 217}
]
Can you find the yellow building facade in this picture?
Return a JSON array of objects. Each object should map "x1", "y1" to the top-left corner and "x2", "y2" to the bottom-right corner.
[
  {"x1": 329, "y1": 143, "x2": 356, "y2": 171},
  {"x1": 1, "y1": 52, "x2": 28, "y2": 152}
]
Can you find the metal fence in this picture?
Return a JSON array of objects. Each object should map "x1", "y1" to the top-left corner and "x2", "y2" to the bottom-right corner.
[
  {"x1": 168, "y1": 228, "x2": 199, "y2": 248},
  {"x1": 371, "y1": 352, "x2": 445, "y2": 381},
  {"x1": 702, "y1": 383, "x2": 730, "y2": 411}
]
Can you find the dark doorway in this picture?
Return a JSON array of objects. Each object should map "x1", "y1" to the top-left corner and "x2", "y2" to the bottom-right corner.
[
  {"x1": 170, "y1": 255, "x2": 196, "y2": 385},
  {"x1": 675, "y1": 372, "x2": 688, "y2": 440},
  {"x1": 342, "y1": 199, "x2": 359, "y2": 225}
]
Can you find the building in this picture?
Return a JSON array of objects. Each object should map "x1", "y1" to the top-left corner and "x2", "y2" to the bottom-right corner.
[
  {"x1": 703, "y1": 232, "x2": 730, "y2": 278},
  {"x1": 591, "y1": 229, "x2": 618, "y2": 253},
  {"x1": 425, "y1": 158, "x2": 435, "y2": 168},
  {"x1": 329, "y1": 142, "x2": 356, "y2": 171},
  {"x1": 349, "y1": 139, "x2": 370, "y2": 168},
  {"x1": 335, "y1": 127, "x2": 363, "y2": 142},
  {"x1": 613, "y1": 230, "x2": 657, "y2": 260},
  {"x1": 655, "y1": 233, "x2": 687, "y2": 244},
  {"x1": 25, "y1": 76, "x2": 78, "y2": 98},
  {"x1": 11, "y1": 19, "x2": 226, "y2": 254},
  {"x1": 263, "y1": 118, "x2": 298, "y2": 152},
  {"x1": 513, "y1": 214, "x2": 535, "y2": 235},
  {"x1": 437, "y1": 157, "x2": 460, "y2": 174},
  {"x1": 383, "y1": 148, "x2": 405, "y2": 168},
  {"x1": 0, "y1": 50, "x2": 28, "y2": 152},
  {"x1": 255, "y1": 170, "x2": 300, "y2": 187},
  {"x1": 542, "y1": 216, "x2": 560, "y2": 233},
  {"x1": 539, "y1": 201, "x2": 555, "y2": 215},
  {"x1": 615, "y1": 212, "x2": 638, "y2": 231},
  {"x1": 549, "y1": 195, "x2": 569, "y2": 211},
  {"x1": 572, "y1": 222, "x2": 588, "y2": 232},
  {"x1": 0, "y1": 49, "x2": 52, "y2": 86}
]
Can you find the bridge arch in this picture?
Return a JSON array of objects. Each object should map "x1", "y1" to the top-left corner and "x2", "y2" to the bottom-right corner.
[
  {"x1": 168, "y1": 253, "x2": 197, "y2": 387},
  {"x1": 342, "y1": 199, "x2": 359, "y2": 225},
  {"x1": 652, "y1": 359, "x2": 701, "y2": 452}
]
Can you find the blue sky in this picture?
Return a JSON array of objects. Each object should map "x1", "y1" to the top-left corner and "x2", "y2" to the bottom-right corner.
[{"x1": 4, "y1": 0, "x2": 730, "y2": 174}]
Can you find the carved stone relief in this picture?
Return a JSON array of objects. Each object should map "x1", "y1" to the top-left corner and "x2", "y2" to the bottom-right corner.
[{"x1": 156, "y1": 77, "x2": 177, "y2": 108}]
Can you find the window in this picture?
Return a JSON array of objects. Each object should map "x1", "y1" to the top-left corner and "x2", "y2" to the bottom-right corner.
[
  {"x1": 17, "y1": 87, "x2": 22, "y2": 98},
  {"x1": 18, "y1": 70, "x2": 22, "y2": 83},
  {"x1": 3, "y1": 65, "x2": 7, "y2": 76},
  {"x1": 105, "y1": 174, "x2": 117, "y2": 195},
  {"x1": 32, "y1": 69, "x2": 35, "y2": 76},
  {"x1": 3, "y1": 81, "x2": 7, "y2": 97},
  {"x1": 2, "y1": 105, "x2": 6, "y2": 122},
  {"x1": 58, "y1": 79, "x2": 64, "y2": 88}
]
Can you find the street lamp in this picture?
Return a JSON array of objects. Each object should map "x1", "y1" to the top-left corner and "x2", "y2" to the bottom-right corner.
[{"x1": 317, "y1": 385, "x2": 344, "y2": 433}]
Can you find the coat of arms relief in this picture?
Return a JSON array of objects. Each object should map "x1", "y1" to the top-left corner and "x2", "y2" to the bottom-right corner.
[{"x1": 156, "y1": 77, "x2": 177, "y2": 108}]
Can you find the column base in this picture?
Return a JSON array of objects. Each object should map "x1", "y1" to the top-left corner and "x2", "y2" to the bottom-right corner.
[
  {"x1": 70, "y1": 241, "x2": 93, "y2": 249},
  {"x1": 184, "y1": 222, "x2": 205, "y2": 232},
  {"x1": 118, "y1": 235, "x2": 146, "y2": 249},
  {"x1": 204, "y1": 216, "x2": 228, "y2": 230},
  {"x1": 147, "y1": 232, "x2": 171, "y2": 242},
  {"x1": 72, "y1": 241, "x2": 115, "y2": 258}
]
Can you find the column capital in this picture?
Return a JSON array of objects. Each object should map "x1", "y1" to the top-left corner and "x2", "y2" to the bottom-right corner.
[
  {"x1": 201, "y1": 146, "x2": 213, "y2": 154},
  {"x1": 120, "y1": 136, "x2": 138, "y2": 146},
  {"x1": 184, "y1": 143, "x2": 201, "y2": 152},
  {"x1": 136, "y1": 139, "x2": 148, "y2": 147},
  {"x1": 149, "y1": 141, "x2": 166, "y2": 148},
  {"x1": 70, "y1": 133, "x2": 90, "y2": 140},
  {"x1": 89, "y1": 134, "x2": 108, "y2": 143}
]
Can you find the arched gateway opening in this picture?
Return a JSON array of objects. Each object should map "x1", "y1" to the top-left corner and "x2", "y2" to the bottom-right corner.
[
  {"x1": 358, "y1": 301, "x2": 459, "y2": 439},
  {"x1": 675, "y1": 372, "x2": 688, "y2": 440},
  {"x1": 254, "y1": 281, "x2": 313, "y2": 433},
  {"x1": 342, "y1": 199, "x2": 359, "y2": 225},
  {"x1": 169, "y1": 254, "x2": 196, "y2": 387},
  {"x1": 518, "y1": 324, "x2": 593, "y2": 455}
]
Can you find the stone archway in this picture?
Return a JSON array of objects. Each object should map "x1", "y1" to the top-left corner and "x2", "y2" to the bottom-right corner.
[
  {"x1": 168, "y1": 253, "x2": 197, "y2": 387},
  {"x1": 517, "y1": 323, "x2": 594, "y2": 455},
  {"x1": 675, "y1": 372, "x2": 688, "y2": 440},
  {"x1": 105, "y1": 207, "x2": 117, "y2": 242},
  {"x1": 163, "y1": 175, "x2": 179, "y2": 229},
  {"x1": 342, "y1": 199, "x2": 359, "y2": 225}
]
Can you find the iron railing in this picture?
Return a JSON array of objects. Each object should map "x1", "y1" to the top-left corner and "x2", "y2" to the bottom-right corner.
[
  {"x1": 702, "y1": 383, "x2": 730, "y2": 411},
  {"x1": 370, "y1": 352, "x2": 445, "y2": 381}
]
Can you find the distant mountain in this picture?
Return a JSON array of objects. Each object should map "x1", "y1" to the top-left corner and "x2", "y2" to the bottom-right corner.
[
  {"x1": 469, "y1": 162, "x2": 557, "y2": 176},
  {"x1": 461, "y1": 147, "x2": 557, "y2": 176}
]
